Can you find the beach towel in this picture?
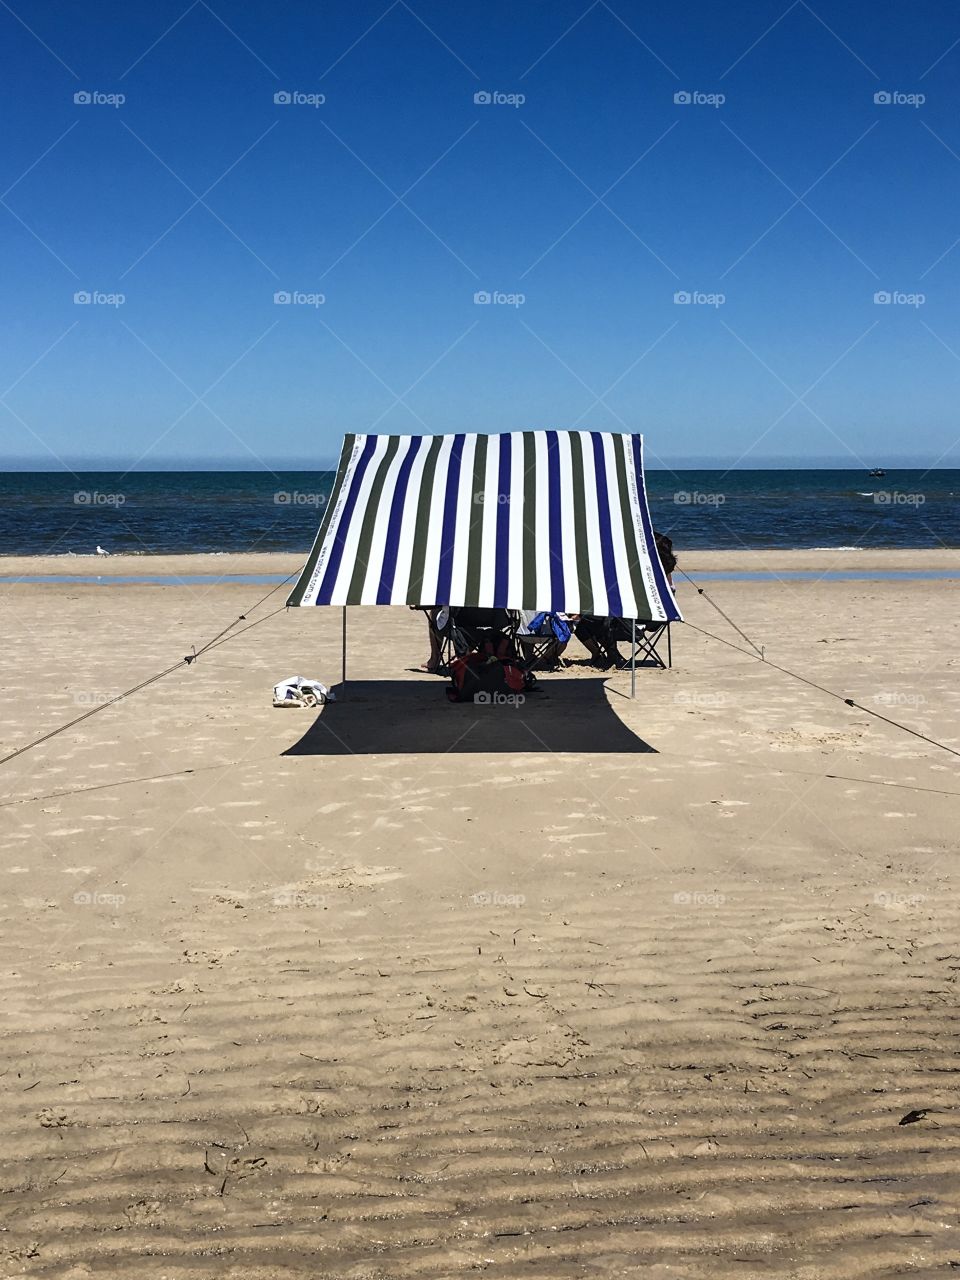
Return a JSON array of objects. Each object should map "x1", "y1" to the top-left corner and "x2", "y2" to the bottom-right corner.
[{"x1": 272, "y1": 676, "x2": 335, "y2": 708}]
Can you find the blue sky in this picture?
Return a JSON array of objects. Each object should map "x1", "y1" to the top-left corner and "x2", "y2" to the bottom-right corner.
[{"x1": 2, "y1": 0, "x2": 960, "y2": 469}]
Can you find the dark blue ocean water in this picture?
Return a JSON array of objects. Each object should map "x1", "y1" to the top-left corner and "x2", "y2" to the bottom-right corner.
[{"x1": 0, "y1": 470, "x2": 956, "y2": 555}]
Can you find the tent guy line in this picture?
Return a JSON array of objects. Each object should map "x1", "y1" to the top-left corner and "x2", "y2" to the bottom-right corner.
[
  {"x1": 683, "y1": 619, "x2": 960, "y2": 760},
  {"x1": 0, "y1": 570, "x2": 298, "y2": 770}
]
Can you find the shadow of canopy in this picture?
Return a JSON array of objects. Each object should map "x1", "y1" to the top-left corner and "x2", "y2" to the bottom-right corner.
[{"x1": 283, "y1": 677, "x2": 656, "y2": 756}]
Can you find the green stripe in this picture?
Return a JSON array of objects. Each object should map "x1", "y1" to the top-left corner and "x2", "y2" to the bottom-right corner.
[
  {"x1": 286, "y1": 434, "x2": 355, "y2": 606},
  {"x1": 522, "y1": 431, "x2": 537, "y2": 607},
  {"x1": 612, "y1": 434, "x2": 650, "y2": 620},
  {"x1": 464, "y1": 434, "x2": 487, "y2": 605},
  {"x1": 407, "y1": 435, "x2": 443, "y2": 605},
  {"x1": 568, "y1": 433, "x2": 593, "y2": 615},
  {"x1": 346, "y1": 435, "x2": 399, "y2": 603}
]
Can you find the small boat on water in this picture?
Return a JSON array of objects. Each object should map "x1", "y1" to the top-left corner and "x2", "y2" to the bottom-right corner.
[{"x1": 868, "y1": 467, "x2": 886, "y2": 478}]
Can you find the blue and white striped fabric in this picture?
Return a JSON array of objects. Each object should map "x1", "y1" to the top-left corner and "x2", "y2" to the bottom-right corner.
[{"x1": 287, "y1": 431, "x2": 681, "y2": 623}]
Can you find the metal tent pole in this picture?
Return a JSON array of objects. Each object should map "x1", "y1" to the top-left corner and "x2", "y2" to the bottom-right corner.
[
  {"x1": 341, "y1": 606, "x2": 347, "y2": 694},
  {"x1": 631, "y1": 617, "x2": 636, "y2": 699}
]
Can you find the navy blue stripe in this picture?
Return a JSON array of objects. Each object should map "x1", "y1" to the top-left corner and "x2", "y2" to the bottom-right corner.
[
  {"x1": 434, "y1": 434, "x2": 465, "y2": 604},
  {"x1": 316, "y1": 435, "x2": 378, "y2": 605},
  {"x1": 590, "y1": 433, "x2": 623, "y2": 617},
  {"x1": 375, "y1": 436, "x2": 421, "y2": 604},
  {"x1": 492, "y1": 433, "x2": 511, "y2": 606},
  {"x1": 632, "y1": 435, "x2": 681, "y2": 621},
  {"x1": 546, "y1": 430, "x2": 565, "y2": 611}
]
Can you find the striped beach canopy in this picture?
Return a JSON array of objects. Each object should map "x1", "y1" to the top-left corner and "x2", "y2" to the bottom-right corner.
[{"x1": 287, "y1": 431, "x2": 681, "y2": 622}]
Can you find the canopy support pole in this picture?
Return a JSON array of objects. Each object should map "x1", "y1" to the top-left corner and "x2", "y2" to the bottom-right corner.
[
  {"x1": 341, "y1": 606, "x2": 347, "y2": 695},
  {"x1": 630, "y1": 618, "x2": 636, "y2": 699}
]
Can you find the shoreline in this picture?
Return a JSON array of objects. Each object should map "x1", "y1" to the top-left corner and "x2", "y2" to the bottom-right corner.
[{"x1": 0, "y1": 547, "x2": 959, "y2": 579}]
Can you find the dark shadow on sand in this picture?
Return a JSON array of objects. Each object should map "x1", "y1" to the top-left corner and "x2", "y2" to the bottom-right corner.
[{"x1": 283, "y1": 677, "x2": 656, "y2": 756}]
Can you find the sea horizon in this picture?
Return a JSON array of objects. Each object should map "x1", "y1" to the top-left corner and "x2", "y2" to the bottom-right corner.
[{"x1": 1, "y1": 467, "x2": 955, "y2": 556}]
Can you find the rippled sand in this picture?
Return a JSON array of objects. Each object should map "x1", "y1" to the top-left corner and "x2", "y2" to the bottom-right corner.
[{"x1": 1, "y1": 556, "x2": 958, "y2": 1277}]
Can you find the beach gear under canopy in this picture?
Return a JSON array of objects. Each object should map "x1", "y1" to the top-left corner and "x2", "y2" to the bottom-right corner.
[{"x1": 287, "y1": 430, "x2": 681, "y2": 623}]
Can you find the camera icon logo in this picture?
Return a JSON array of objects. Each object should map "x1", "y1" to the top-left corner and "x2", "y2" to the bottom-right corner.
[
  {"x1": 473, "y1": 290, "x2": 491, "y2": 304},
  {"x1": 274, "y1": 290, "x2": 291, "y2": 304},
  {"x1": 474, "y1": 91, "x2": 492, "y2": 105},
  {"x1": 274, "y1": 90, "x2": 292, "y2": 105},
  {"x1": 474, "y1": 691, "x2": 491, "y2": 704},
  {"x1": 873, "y1": 291, "x2": 891, "y2": 304},
  {"x1": 673, "y1": 290, "x2": 691, "y2": 304},
  {"x1": 73, "y1": 291, "x2": 91, "y2": 304},
  {"x1": 674, "y1": 90, "x2": 691, "y2": 105},
  {"x1": 74, "y1": 90, "x2": 91, "y2": 105},
  {"x1": 874, "y1": 91, "x2": 891, "y2": 105}
]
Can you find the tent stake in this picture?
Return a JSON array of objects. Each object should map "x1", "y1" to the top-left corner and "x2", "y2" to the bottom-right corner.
[{"x1": 630, "y1": 618, "x2": 636, "y2": 699}]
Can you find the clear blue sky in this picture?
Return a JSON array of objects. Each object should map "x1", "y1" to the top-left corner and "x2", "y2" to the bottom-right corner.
[{"x1": 3, "y1": 0, "x2": 960, "y2": 469}]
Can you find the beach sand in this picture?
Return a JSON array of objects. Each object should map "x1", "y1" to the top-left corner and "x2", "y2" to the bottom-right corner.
[{"x1": 1, "y1": 552, "x2": 958, "y2": 1277}]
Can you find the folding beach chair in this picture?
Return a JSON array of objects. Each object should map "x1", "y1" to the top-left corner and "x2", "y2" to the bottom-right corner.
[
  {"x1": 416, "y1": 606, "x2": 519, "y2": 674},
  {"x1": 515, "y1": 610, "x2": 570, "y2": 672},
  {"x1": 611, "y1": 618, "x2": 673, "y2": 670}
]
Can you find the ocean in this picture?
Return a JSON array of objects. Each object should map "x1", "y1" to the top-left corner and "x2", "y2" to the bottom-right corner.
[{"x1": 0, "y1": 469, "x2": 956, "y2": 556}]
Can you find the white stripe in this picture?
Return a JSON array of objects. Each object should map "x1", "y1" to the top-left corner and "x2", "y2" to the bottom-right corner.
[
  {"x1": 478, "y1": 434, "x2": 500, "y2": 607},
  {"x1": 326, "y1": 434, "x2": 391, "y2": 604},
  {"x1": 418, "y1": 434, "x2": 454, "y2": 606},
  {"x1": 578, "y1": 432, "x2": 608, "y2": 617},
  {"x1": 389, "y1": 436, "x2": 428, "y2": 604},
  {"x1": 357, "y1": 436, "x2": 411, "y2": 605},
  {"x1": 302, "y1": 434, "x2": 364, "y2": 605},
  {"x1": 600, "y1": 433, "x2": 636, "y2": 617},
  {"x1": 507, "y1": 431, "x2": 526, "y2": 609},
  {"x1": 555, "y1": 431, "x2": 579, "y2": 615},
  {"x1": 448, "y1": 434, "x2": 476, "y2": 607},
  {"x1": 533, "y1": 432, "x2": 551, "y2": 610}
]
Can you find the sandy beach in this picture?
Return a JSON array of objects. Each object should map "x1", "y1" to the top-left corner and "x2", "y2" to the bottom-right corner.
[{"x1": 1, "y1": 550, "x2": 959, "y2": 1278}]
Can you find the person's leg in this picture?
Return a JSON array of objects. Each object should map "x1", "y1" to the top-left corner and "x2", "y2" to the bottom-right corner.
[
  {"x1": 422, "y1": 609, "x2": 442, "y2": 671},
  {"x1": 601, "y1": 620, "x2": 623, "y2": 667},
  {"x1": 575, "y1": 619, "x2": 610, "y2": 667}
]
